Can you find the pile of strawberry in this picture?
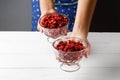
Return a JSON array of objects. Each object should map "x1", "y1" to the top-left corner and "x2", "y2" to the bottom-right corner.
[
  {"x1": 56, "y1": 40, "x2": 84, "y2": 52},
  {"x1": 40, "y1": 13, "x2": 68, "y2": 29},
  {"x1": 55, "y1": 40, "x2": 85, "y2": 63},
  {"x1": 39, "y1": 13, "x2": 68, "y2": 39}
]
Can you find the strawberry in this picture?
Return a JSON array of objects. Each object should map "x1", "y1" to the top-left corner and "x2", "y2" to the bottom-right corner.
[
  {"x1": 40, "y1": 13, "x2": 68, "y2": 38},
  {"x1": 55, "y1": 40, "x2": 85, "y2": 62}
]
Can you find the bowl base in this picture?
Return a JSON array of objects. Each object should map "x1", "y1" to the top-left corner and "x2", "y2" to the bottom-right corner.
[{"x1": 60, "y1": 62, "x2": 80, "y2": 72}]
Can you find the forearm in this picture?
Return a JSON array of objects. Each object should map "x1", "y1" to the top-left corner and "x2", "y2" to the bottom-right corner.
[
  {"x1": 73, "y1": 0, "x2": 97, "y2": 39},
  {"x1": 39, "y1": 0, "x2": 55, "y2": 15}
]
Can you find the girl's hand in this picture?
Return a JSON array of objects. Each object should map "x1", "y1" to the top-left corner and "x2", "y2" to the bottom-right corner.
[
  {"x1": 71, "y1": 33, "x2": 91, "y2": 58},
  {"x1": 37, "y1": 19, "x2": 43, "y2": 32}
]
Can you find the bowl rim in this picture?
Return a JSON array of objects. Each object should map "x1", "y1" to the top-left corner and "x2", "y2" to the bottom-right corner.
[
  {"x1": 39, "y1": 13, "x2": 69, "y2": 29},
  {"x1": 52, "y1": 37, "x2": 89, "y2": 53}
]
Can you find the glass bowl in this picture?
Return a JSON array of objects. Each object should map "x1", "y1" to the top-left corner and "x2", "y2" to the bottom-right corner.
[
  {"x1": 52, "y1": 37, "x2": 88, "y2": 72},
  {"x1": 39, "y1": 13, "x2": 69, "y2": 42}
]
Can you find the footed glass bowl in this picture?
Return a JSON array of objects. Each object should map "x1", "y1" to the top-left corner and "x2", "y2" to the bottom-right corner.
[
  {"x1": 52, "y1": 37, "x2": 88, "y2": 72},
  {"x1": 39, "y1": 13, "x2": 69, "y2": 43}
]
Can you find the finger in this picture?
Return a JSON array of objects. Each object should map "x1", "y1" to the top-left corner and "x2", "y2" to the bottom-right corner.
[
  {"x1": 84, "y1": 51, "x2": 88, "y2": 58},
  {"x1": 37, "y1": 21, "x2": 43, "y2": 33},
  {"x1": 64, "y1": 33, "x2": 67, "y2": 36},
  {"x1": 56, "y1": 57, "x2": 62, "y2": 62},
  {"x1": 67, "y1": 29, "x2": 70, "y2": 32},
  {"x1": 84, "y1": 41, "x2": 91, "y2": 58},
  {"x1": 64, "y1": 29, "x2": 70, "y2": 36},
  {"x1": 38, "y1": 26, "x2": 43, "y2": 33}
]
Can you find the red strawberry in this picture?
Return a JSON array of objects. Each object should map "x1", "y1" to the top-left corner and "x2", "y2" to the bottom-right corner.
[{"x1": 55, "y1": 40, "x2": 85, "y2": 62}]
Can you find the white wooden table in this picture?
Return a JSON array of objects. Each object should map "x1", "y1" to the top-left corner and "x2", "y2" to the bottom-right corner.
[{"x1": 0, "y1": 32, "x2": 120, "y2": 80}]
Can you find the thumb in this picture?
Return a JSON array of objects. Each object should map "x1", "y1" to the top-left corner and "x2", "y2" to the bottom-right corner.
[{"x1": 37, "y1": 19, "x2": 43, "y2": 32}]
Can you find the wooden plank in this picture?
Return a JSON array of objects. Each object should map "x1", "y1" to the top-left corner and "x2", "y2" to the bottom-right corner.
[
  {"x1": 0, "y1": 53, "x2": 120, "y2": 68},
  {"x1": 0, "y1": 32, "x2": 119, "y2": 68},
  {"x1": 0, "y1": 32, "x2": 120, "y2": 80},
  {"x1": 0, "y1": 68, "x2": 119, "y2": 80}
]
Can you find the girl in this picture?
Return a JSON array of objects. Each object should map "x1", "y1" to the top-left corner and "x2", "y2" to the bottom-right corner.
[{"x1": 32, "y1": 0, "x2": 97, "y2": 57}]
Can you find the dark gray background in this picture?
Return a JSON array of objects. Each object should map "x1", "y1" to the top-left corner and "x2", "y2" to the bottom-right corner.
[
  {"x1": 0, "y1": 0, "x2": 120, "y2": 32},
  {"x1": 0, "y1": 0, "x2": 32, "y2": 31}
]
